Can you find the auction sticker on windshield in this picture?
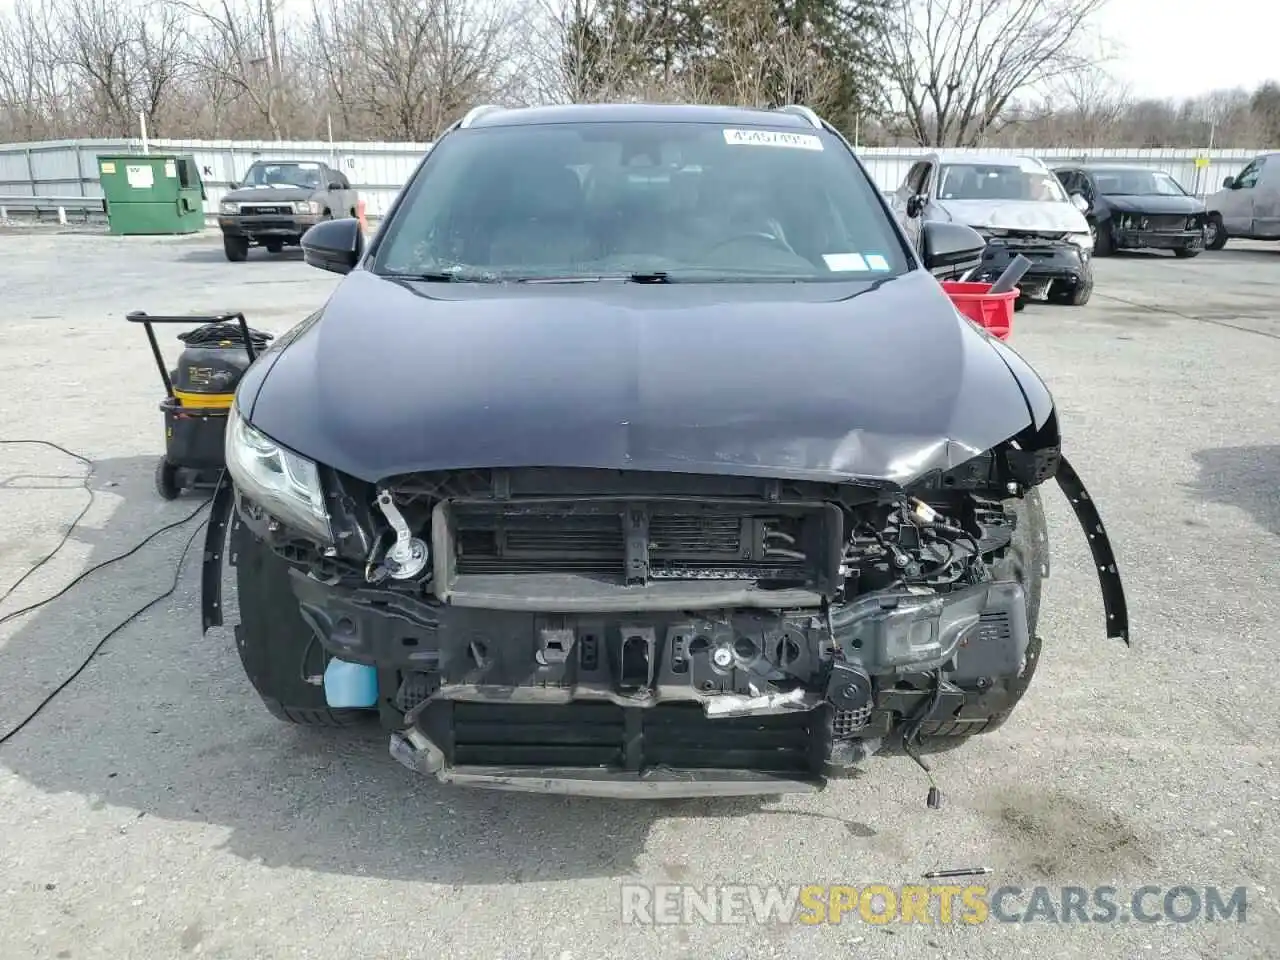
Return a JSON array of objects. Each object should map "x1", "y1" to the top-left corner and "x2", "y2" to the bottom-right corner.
[{"x1": 723, "y1": 129, "x2": 823, "y2": 151}]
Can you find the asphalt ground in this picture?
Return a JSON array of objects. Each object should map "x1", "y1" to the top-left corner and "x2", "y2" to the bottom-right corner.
[{"x1": 0, "y1": 229, "x2": 1278, "y2": 959}]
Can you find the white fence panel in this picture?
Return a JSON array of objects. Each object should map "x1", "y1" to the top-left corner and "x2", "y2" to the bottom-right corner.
[{"x1": 0, "y1": 136, "x2": 1266, "y2": 216}]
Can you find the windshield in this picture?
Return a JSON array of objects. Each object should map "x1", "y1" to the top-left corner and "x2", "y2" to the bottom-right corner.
[
  {"x1": 239, "y1": 162, "x2": 323, "y2": 189},
  {"x1": 937, "y1": 163, "x2": 1068, "y2": 203},
  {"x1": 371, "y1": 121, "x2": 910, "y2": 282},
  {"x1": 1092, "y1": 169, "x2": 1188, "y2": 196}
]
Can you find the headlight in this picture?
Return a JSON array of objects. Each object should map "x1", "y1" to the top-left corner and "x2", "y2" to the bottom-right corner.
[
  {"x1": 225, "y1": 404, "x2": 333, "y2": 544},
  {"x1": 293, "y1": 200, "x2": 322, "y2": 214},
  {"x1": 220, "y1": 201, "x2": 239, "y2": 215},
  {"x1": 1067, "y1": 232, "x2": 1093, "y2": 252}
]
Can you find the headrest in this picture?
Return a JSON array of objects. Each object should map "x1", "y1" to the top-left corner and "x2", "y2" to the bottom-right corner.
[{"x1": 509, "y1": 164, "x2": 583, "y2": 218}]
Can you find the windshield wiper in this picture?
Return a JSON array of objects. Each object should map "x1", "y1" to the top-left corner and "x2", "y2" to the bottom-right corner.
[
  {"x1": 385, "y1": 270, "x2": 496, "y2": 283},
  {"x1": 627, "y1": 271, "x2": 671, "y2": 283}
]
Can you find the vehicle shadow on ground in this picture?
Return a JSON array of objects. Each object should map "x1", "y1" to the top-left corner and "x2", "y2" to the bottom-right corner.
[
  {"x1": 176, "y1": 247, "x2": 305, "y2": 264},
  {"x1": 1, "y1": 455, "x2": 878, "y2": 883},
  {"x1": 1188, "y1": 444, "x2": 1280, "y2": 538}
]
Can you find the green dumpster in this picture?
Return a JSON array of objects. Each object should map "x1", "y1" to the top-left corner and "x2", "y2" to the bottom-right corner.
[{"x1": 97, "y1": 153, "x2": 207, "y2": 235}]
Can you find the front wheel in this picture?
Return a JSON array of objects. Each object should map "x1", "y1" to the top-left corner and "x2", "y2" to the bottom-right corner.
[
  {"x1": 1050, "y1": 264, "x2": 1094, "y2": 306},
  {"x1": 1204, "y1": 214, "x2": 1227, "y2": 250},
  {"x1": 223, "y1": 235, "x2": 249, "y2": 262},
  {"x1": 231, "y1": 520, "x2": 374, "y2": 727},
  {"x1": 919, "y1": 488, "x2": 1048, "y2": 739},
  {"x1": 1090, "y1": 219, "x2": 1114, "y2": 256}
]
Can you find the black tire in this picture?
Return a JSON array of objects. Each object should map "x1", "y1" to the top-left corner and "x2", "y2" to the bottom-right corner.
[
  {"x1": 231, "y1": 521, "x2": 372, "y2": 727},
  {"x1": 1050, "y1": 263, "x2": 1094, "y2": 306},
  {"x1": 154, "y1": 457, "x2": 181, "y2": 500},
  {"x1": 918, "y1": 488, "x2": 1048, "y2": 739},
  {"x1": 1174, "y1": 246, "x2": 1201, "y2": 258},
  {"x1": 264, "y1": 240, "x2": 283, "y2": 254},
  {"x1": 1090, "y1": 218, "x2": 1114, "y2": 256},
  {"x1": 223, "y1": 235, "x2": 249, "y2": 262},
  {"x1": 1204, "y1": 214, "x2": 1227, "y2": 250}
]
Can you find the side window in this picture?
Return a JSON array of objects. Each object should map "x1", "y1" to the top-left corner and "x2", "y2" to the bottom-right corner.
[
  {"x1": 1055, "y1": 170, "x2": 1077, "y2": 193},
  {"x1": 1236, "y1": 158, "x2": 1264, "y2": 188}
]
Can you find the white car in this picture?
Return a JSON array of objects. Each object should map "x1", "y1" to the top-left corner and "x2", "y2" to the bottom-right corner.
[{"x1": 891, "y1": 152, "x2": 1095, "y2": 307}]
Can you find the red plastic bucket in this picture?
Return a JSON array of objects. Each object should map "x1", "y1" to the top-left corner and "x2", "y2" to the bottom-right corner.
[{"x1": 940, "y1": 281, "x2": 1018, "y2": 340}]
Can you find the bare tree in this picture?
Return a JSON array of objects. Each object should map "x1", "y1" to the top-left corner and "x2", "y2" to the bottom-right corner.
[
  {"x1": 878, "y1": 0, "x2": 1111, "y2": 147},
  {"x1": 1042, "y1": 65, "x2": 1131, "y2": 146},
  {"x1": 51, "y1": 0, "x2": 190, "y2": 137},
  {"x1": 176, "y1": 0, "x2": 292, "y2": 138},
  {"x1": 0, "y1": 0, "x2": 70, "y2": 140}
]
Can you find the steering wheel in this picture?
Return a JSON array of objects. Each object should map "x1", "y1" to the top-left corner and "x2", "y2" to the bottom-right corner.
[{"x1": 704, "y1": 230, "x2": 797, "y2": 256}]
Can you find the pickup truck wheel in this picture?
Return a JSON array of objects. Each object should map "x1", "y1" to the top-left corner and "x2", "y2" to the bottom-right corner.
[
  {"x1": 231, "y1": 522, "x2": 373, "y2": 727},
  {"x1": 1204, "y1": 214, "x2": 1227, "y2": 250},
  {"x1": 917, "y1": 488, "x2": 1047, "y2": 740},
  {"x1": 223, "y1": 235, "x2": 249, "y2": 262}
]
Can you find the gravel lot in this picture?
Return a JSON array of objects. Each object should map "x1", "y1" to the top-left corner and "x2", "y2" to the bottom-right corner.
[{"x1": 1, "y1": 229, "x2": 1278, "y2": 959}]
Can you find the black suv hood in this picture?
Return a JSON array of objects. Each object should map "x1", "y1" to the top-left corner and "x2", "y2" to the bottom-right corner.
[{"x1": 244, "y1": 269, "x2": 1051, "y2": 486}]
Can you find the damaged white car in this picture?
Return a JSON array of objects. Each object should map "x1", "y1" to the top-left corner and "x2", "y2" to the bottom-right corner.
[{"x1": 892, "y1": 153, "x2": 1095, "y2": 307}]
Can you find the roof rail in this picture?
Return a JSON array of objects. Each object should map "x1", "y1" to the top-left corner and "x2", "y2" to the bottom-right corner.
[
  {"x1": 459, "y1": 104, "x2": 503, "y2": 128},
  {"x1": 775, "y1": 105, "x2": 823, "y2": 129}
]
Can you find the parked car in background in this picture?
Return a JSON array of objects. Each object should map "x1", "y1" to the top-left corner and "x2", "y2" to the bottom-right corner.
[
  {"x1": 217, "y1": 160, "x2": 360, "y2": 262},
  {"x1": 891, "y1": 152, "x2": 1095, "y2": 307},
  {"x1": 1202, "y1": 151, "x2": 1280, "y2": 250},
  {"x1": 1053, "y1": 165, "x2": 1205, "y2": 258}
]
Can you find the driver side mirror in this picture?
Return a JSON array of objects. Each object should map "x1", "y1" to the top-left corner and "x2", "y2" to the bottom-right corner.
[
  {"x1": 328, "y1": 180, "x2": 345, "y2": 191},
  {"x1": 905, "y1": 194, "x2": 926, "y2": 218},
  {"x1": 301, "y1": 217, "x2": 364, "y2": 275},
  {"x1": 1222, "y1": 175, "x2": 1236, "y2": 189},
  {"x1": 1070, "y1": 192, "x2": 1089, "y2": 213},
  {"x1": 920, "y1": 220, "x2": 986, "y2": 276}
]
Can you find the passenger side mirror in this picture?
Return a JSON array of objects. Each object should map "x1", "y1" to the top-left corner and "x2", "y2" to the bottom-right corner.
[
  {"x1": 905, "y1": 194, "x2": 926, "y2": 218},
  {"x1": 1069, "y1": 193, "x2": 1089, "y2": 213},
  {"x1": 920, "y1": 220, "x2": 986, "y2": 275},
  {"x1": 301, "y1": 217, "x2": 364, "y2": 275},
  {"x1": 1222, "y1": 176, "x2": 1236, "y2": 189}
]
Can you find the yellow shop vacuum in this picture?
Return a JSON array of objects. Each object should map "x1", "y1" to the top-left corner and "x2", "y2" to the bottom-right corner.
[{"x1": 128, "y1": 311, "x2": 272, "y2": 499}]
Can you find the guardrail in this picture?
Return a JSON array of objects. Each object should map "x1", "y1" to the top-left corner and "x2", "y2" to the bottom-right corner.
[{"x1": 0, "y1": 194, "x2": 105, "y2": 224}]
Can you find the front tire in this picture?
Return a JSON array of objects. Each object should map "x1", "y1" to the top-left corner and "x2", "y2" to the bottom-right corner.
[
  {"x1": 1090, "y1": 219, "x2": 1114, "y2": 256},
  {"x1": 1050, "y1": 263, "x2": 1094, "y2": 306},
  {"x1": 918, "y1": 488, "x2": 1048, "y2": 739},
  {"x1": 223, "y1": 235, "x2": 249, "y2": 262},
  {"x1": 1205, "y1": 214, "x2": 1227, "y2": 250},
  {"x1": 231, "y1": 521, "x2": 372, "y2": 727}
]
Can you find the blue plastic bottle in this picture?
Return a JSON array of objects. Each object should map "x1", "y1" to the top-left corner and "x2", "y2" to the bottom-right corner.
[{"x1": 323, "y1": 658, "x2": 379, "y2": 708}]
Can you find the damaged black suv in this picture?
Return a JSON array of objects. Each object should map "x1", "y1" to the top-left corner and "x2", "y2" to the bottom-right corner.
[{"x1": 203, "y1": 103, "x2": 1128, "y2": 798}]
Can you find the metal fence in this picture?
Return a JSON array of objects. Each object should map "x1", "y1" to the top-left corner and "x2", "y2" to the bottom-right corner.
[{"x1": 0, "y1": 136, "x2": 1263, "y2": 221}]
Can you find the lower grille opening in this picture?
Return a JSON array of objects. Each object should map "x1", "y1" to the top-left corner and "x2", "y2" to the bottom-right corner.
[{"x1": 443, "y1": 701, "x2": 817, "y2": 774}]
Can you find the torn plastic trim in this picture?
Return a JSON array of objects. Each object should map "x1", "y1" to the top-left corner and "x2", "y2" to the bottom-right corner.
[
  {"x1": 1054, "y1": 454, "x2": 1129, "y2": 645},
  {"x1": 201, "y1": 470, "x2": 236, "y2": 633}
]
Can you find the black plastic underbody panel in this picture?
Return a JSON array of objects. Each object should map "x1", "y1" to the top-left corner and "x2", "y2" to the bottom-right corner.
[{"x1": 1054, "y1": 454, "x2": 1129, "y2": 644}]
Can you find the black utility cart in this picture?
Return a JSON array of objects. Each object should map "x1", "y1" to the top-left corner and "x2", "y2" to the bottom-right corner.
[{"x1": 128, "y1": 311, "x2": 272, "y2": 499}]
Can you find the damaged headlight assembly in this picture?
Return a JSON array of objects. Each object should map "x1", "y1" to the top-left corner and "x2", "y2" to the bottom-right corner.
[{"x1": 225, "y1": 403, "x2": 333, "y2": 543}]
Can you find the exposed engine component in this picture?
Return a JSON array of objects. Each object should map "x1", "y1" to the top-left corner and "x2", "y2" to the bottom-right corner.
[{"x1": 373, "y1": 488, "x2": 429, "y2": 581}]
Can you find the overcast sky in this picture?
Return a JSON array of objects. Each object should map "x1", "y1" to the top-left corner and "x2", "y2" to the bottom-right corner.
[{"x1": 1098, "y1": 0, "x2": 1275, "y2": 100}]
